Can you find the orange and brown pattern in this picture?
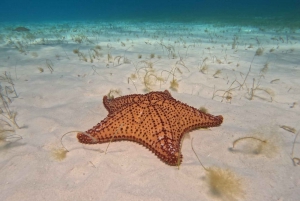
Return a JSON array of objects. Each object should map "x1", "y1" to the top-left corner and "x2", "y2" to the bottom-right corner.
[{"x1": 77, "y1": 90, "x2": 223, "y2": 166}]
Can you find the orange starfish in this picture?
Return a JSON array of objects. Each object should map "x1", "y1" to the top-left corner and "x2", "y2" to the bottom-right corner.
[{"x1": 77, "y1": 90, "x2": 223, "y2": 165}]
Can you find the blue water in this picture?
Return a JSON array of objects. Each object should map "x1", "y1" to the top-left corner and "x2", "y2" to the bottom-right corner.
[{"x1": 1, "y1": 0, "x2": 299, "y2": 27}]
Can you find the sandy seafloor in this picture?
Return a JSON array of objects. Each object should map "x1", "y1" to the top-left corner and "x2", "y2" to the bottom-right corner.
[{"x1": 0, "y1": 21, "x2": 299, "y2": 201}]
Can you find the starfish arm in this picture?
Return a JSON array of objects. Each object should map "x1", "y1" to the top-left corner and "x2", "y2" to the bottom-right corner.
[
  {"x1": 77, "y1": 101, "x2": 154, "y2": 144},
  {"x1": 152, "y1": 129, "x2": 182, "y2": 165},
  {"x1": 103, "y1": 94, "x2": 144, "y2": 115},
  {"x1": 167, "y1": 100, "x2": 223, "y2": 130},
  {"x1": 102, "y1": 90, "x2": 173, "y2": 115}
]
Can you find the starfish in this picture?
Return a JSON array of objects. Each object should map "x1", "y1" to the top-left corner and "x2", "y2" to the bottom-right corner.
[{"x1": 77, "y1": 90, "x2": 223, "y2": 166}]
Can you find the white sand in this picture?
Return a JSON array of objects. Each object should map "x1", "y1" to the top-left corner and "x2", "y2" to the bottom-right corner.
[{"x1": 0, "y1": 21, "x2": 299, "y2": 201}]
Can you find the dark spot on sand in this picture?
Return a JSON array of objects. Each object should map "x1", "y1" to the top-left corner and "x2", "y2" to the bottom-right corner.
[{"x1": 13, "y1": 27, "x2": 30, "y2": 32}]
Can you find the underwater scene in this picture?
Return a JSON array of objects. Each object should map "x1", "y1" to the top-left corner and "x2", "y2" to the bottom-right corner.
[{"x1": 0, "y1": 0, "x2": 299, "y2": 200}]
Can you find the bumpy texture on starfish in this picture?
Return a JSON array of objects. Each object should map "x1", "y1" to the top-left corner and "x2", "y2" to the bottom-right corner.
[{"x1": 77, "y1": 90, "x2": 223, "y2": 165}]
